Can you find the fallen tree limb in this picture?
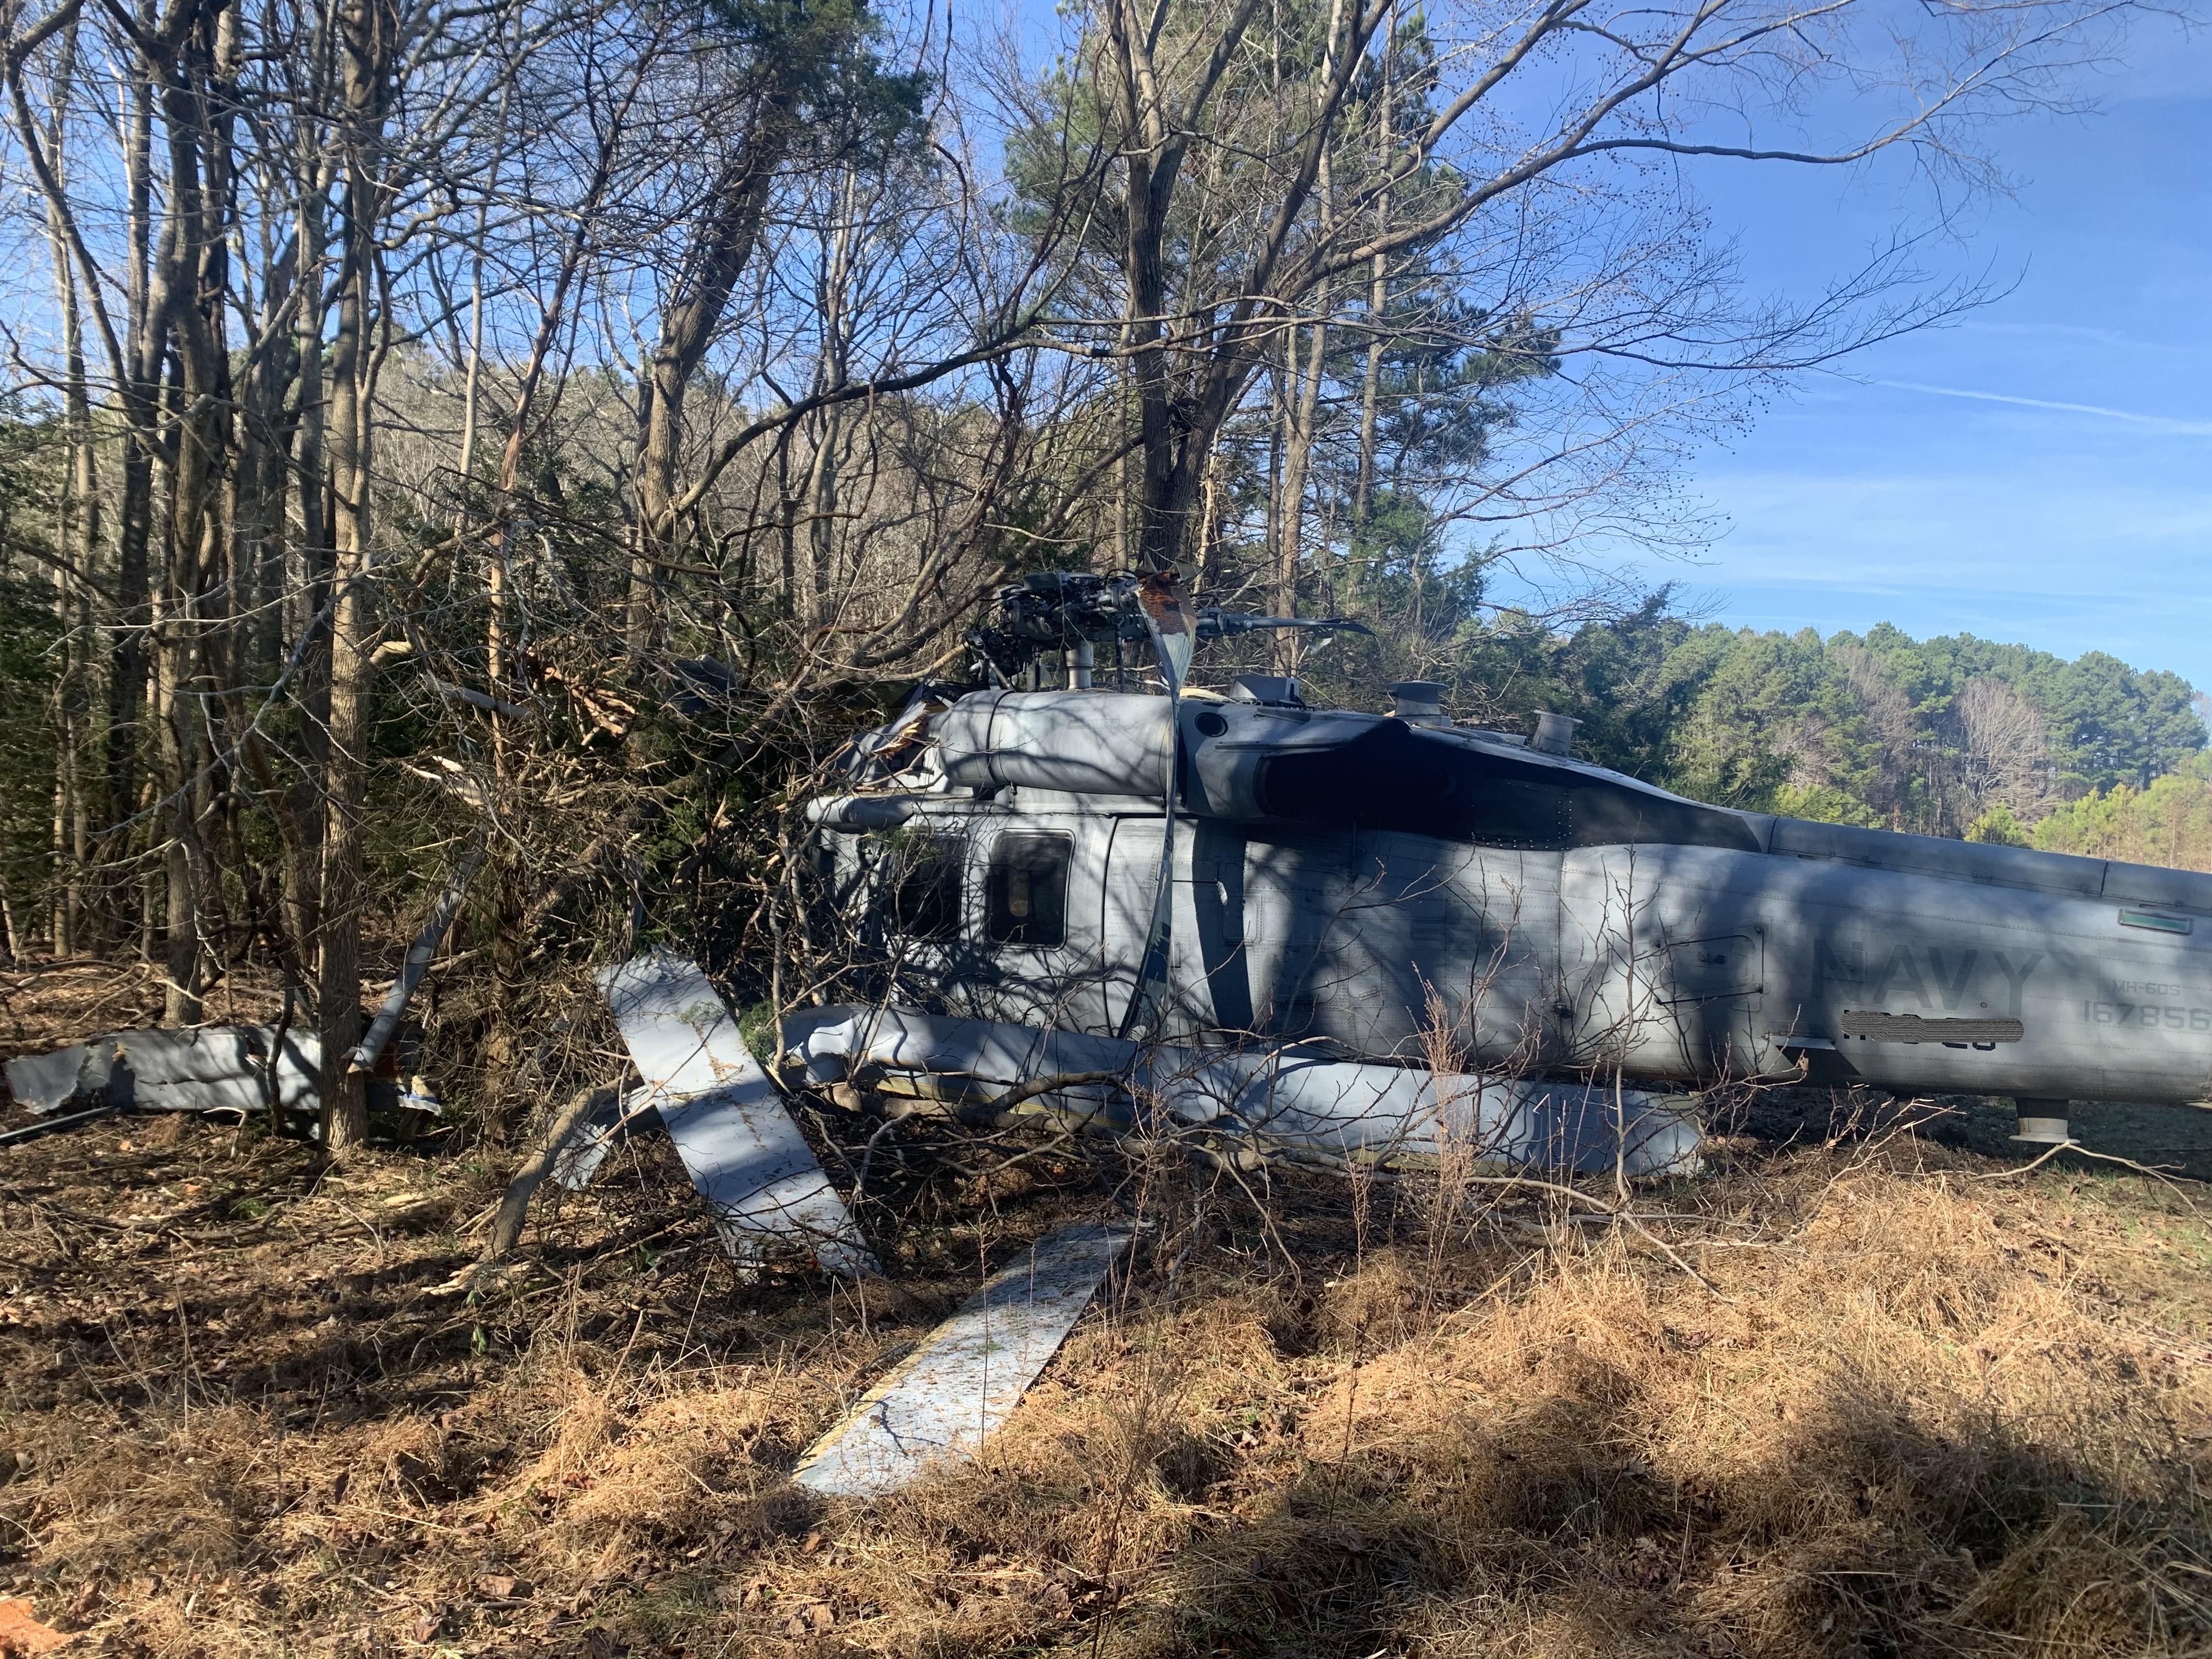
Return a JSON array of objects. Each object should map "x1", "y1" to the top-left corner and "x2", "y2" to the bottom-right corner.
[
  {"x1": 958, "y1": 1068, "x2": 1127, "y2": 1126},
  {"x1": 351, "y1": 832, "x2": 491, "y2": 1075},
  {"x1": 483, "y1": 1084, "x2": 617, "y2": 1260}
]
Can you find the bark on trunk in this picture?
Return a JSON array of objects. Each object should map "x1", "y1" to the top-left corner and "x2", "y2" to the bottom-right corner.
[
  {"x1": 629, "y1": 111, "x2": 791, "y2": 650},
  {"x1": 147, "y1": 0, "x2": 243, "y2": 1023},
  {"x1": 1274, "y1": 317, "x2": 1326, "y2": 667},
  {"x1": 317, "y1": 0, "x2": 396, "y2": 1157},
  {"x1": 40, "y1": 20, "x2": 92, "y2": 956}
]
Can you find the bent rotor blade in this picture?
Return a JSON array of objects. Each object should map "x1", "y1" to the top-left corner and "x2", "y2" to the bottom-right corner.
[
  {"x1": 1119, "y1": 570, "x2": 1196, "y2": 1038},
  {"x1": 1133, "y1": 569, "x2": 1194, "y2": 693}
]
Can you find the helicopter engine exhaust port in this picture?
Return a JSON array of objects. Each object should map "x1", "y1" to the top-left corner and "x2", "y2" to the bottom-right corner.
[
  {"x1": 1387, "y1": 680, "x2": 1449, "y2": 726},
  {"x1": 1532, "y1": 710, "x2": 1581, "y2": 755}
]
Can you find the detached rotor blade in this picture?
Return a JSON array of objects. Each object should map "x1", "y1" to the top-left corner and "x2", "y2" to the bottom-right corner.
[
  {"x1": 1195, "y1": 610, "x2": 1373, "y2": 641},
  {"x1": 1135, "y1": 571, "x2": 1195, "y2": 693},
  {"x1": 1123, "y1": 569, "x2": 1194, "y2": 1039}
]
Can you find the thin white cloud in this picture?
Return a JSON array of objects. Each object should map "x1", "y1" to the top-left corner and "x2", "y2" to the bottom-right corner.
[
  {"x1": 1960, "y1": 320, "x2": 2211, "y2": 359},
  {"x1": 1877, "y1": 381, "x2": 2212, "y2": 437}
]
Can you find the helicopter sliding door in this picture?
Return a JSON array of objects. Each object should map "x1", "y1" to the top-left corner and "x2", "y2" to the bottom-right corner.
[
  {"x1": 1203, "y1": 827, "x2": 1353, "y2": 1044},
  {"x1": 1098, "y1": 812, "x2": 1200, "y2": 1040},
  {"x1": 1099, "y1": 812, "x2": 1319, "y2": 1044},
  {"x1": 1334, "y1": 831, "x2": 1562, "y2": 1066},
  {"x1": 1101, "y1": 817, "x2": 1571, "y2": 1062},
  {"x1": 1559, "y1": 844, "x2": 1768, "y2": 1082}
]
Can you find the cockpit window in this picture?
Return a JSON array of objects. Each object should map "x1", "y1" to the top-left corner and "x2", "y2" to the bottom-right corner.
[
  {"x1": 890, "y1": 834, "x2": 965, "y2": 938},
  {"x1": 986, "y1": 832, "x2": 1071, "y2": 947}
]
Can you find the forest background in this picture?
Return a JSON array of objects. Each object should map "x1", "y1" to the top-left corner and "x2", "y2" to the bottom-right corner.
[{"x1": 0, "y1": 0, "x2": 2201, "y2": 1149}]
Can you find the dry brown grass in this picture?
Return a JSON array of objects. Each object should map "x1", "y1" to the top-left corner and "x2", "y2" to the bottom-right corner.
[{"x1": 5, "y1": 985, "x2": 2212, "y2": 1658}]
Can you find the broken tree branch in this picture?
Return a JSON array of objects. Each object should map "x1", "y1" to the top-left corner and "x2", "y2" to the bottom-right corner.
[
  {"x1": 483, "y1": 1084, "x2": 618, "y2": 1260},
  {"x1": 349, "y1": 832, "x2": 492, "y2": 1075}
]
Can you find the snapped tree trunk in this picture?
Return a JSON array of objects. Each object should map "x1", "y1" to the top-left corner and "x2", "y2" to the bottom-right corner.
[{"x1": 629, "y1": 110, "x2": 790, "y2": 651}]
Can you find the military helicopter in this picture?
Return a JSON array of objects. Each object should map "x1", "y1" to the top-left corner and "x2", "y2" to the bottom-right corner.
[{"x1": 803, "y1": 570, "x2": 2212, "y2": 1149}]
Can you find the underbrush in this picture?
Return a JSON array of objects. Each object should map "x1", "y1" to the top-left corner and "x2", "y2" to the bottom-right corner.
[{"x1": 5, "y1": 1037, "x2": 2212, "y2": 1656}]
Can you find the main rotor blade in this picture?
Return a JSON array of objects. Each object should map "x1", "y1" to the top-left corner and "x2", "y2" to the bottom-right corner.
[{"x1": 1194, "y1": 610, "x2": 1373, "y2": 640}]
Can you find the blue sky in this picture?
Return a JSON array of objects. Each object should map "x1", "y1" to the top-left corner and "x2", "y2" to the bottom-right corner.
[{"x1": 1645, "y1": 14, "x2": 2212, "y2": 689}]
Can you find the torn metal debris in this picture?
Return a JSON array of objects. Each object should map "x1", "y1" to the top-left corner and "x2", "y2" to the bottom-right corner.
[
  {"x1": 596, "y1": 950, "x2": 878, "y2": 1279},
  {"x1": 4, "y1": 1025, "x2": 347, "y2": 1121},
  {"x1": 781, "y1": 1005, "x2": 1703, "y2": 1177},
  {"x1": 791, "y1": 1221, "x2": 1132, "y2": 1497}
]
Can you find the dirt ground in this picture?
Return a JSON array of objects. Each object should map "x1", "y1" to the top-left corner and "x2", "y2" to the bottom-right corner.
[{"x1": 6, "y1": 964, "x2": 2212, "y2": 1658}]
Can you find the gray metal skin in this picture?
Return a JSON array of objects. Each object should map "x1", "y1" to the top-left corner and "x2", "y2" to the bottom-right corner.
[{"x1": 809, "y1": 688, "x2": 2212, "y2": 1109}]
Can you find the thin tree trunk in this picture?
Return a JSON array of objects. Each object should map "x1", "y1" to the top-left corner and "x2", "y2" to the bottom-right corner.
[
  {"x1": 318, "y1": 0, "x2": 396, "y2": 1157},
  {"x1": 454, "y1": 72, "x2": 512, "y2": 526},
  {"x1": 1195, "y1": 443, "x2": 1223, "y2": 593},
  {"x1": 145, "y1": 0, "x2": 244, "y2": 1024},
  {"x1": 1353, "y1": 20, "x2": 1393, "y2": 532},
  {"x1": 1263, "y1": 358, "x2": 1284, "y2": 589},
  {"x1": 1352, "y1": 255, "x2": 1386, "y2": 520},
  {"x1": 109, "y1": 30, "x2": 159, "y2": 946},
  {"x1": 476, "y1": 88, "x2": 632, "y2": 1141},
  {"x1": 238, "y1": 200, "x2": 298, "y2": 676},
  {"x1": 1276, "y1": 315, "x2": 1327, "y2": 663},
  {"x1": 630, "y1": 111, "x2": 793, "y2": 651},
  {"x1": 802, "y1": 166, "x2": 860, "y2": 624},
  {"x1": 1276, "y1": 0, "x2": 1341, "y2": 657},
  {"x1": 0, "y1": 873, "x2": 22, "y2": 964},
  {"x1": 40, "y1": 20, "x2": 92, "y2": 956},
  {"x1": 287, "y1": 138, "x2": 331, "y2": 974}
]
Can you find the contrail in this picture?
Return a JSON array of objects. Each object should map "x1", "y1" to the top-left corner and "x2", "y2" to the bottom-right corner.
[{"x1": 1877, "y1": 381, "x2": 2212, "y2": 437}]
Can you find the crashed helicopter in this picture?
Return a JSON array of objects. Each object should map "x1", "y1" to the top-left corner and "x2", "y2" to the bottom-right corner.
[
  {"x1": 14, "y1": 570, "x2": 2211, "y2": 1497},
  {"x1": 746, "y1": 562, "x2": 2212, "y2": 1493},
  {"x1": 804, "y1": 570, "x2": 2212, "y2": 1152}
]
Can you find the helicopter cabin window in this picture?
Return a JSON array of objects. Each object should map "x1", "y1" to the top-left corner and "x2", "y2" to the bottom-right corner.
[
  {"x1": 889, "y1": 834, "x2": 966, "y2": 939},
  {"x1": 987, "y1": 832, "x2": 1071, "y2": 949}
]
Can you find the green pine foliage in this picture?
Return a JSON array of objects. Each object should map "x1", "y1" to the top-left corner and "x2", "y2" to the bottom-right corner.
[
  {"x1": 1838, "y1": 623, "x2": 2202, "y2": 797},
  {"x1": 2033, "y1": 755, "x2": 2212, "y2": 870},
  {"x1": 1965, "y1": 803, "x2": 2032, "y2": 846}
]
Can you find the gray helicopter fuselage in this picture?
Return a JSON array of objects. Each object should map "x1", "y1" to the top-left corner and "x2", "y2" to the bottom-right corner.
[{"x1": 811, "y1": 690, "x2": 2212, "y2": 1108}]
